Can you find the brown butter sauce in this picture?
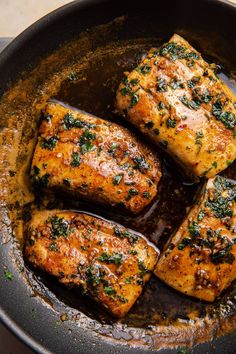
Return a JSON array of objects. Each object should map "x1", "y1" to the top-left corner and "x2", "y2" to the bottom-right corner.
[{"x1": 0, "y1": 20, "x2": 236, "y2": 349}]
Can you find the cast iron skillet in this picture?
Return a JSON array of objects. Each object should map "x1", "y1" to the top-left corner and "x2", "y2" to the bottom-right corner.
[{"x1": 0, "y1": 0, "x2": 236, "y2": 353}]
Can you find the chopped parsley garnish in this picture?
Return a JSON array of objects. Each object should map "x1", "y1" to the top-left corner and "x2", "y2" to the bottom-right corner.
[
  {"x1": 79, "y1": 131, "x2": 96, "y2": 144},
  {"x1": 195, "y1": 131, "x2": 203, "y2": 149},
  {"x1": 138, "y1": 261, "x2": 148, "y2": 275},
  {"x1": 193, "y1": 88, "x2": 212, "y2": 104},
  {"x1": 113, "y1": 174, "x2": 123, "y2": 185},
  {"x1": 187, "y1": 76, "x2": 200, "y2": 88},
  {"x1": 212, "y1": 99, "x2": 236, "y2": 130},
  {"x1": 127, "y1": 188, "x2": 138, "y2": 200},
  {"x1": 166, "y1": 118, "x2": 177, "y2": 128},
  {"x1": 4, "y1": 270, "x2": 13, "y2": 281},
  {"x1": 80, "y1": 142, "x2": 96, "y2": 154},
  {"x1": 62, "y1": 113, "x2": 94, "y2": 130},
  {"x1": 157, "y1": 42, "x2": 199, "y2": 62},
  {"x1": 130, "y1": 93, "x2": 139, "y2": 107},
  {"x1": 104, "y1": 286, "x2": 116, "y2": 295},
  {"x1": 169, "y1": 78, "x2": 184, "y2": 90},
  {"x1": 48, "y1": 242, "x2": 59, "y2": 252},
  {"x1": 132, "y1": 155, "x2": 149, "y2": 173},
  {"x1": 205, "y1": 176, "x2": 235, "y2": 219},
  {"x1": 156, "y1": 77, "x2": 168, "y2": 92},
  {"x1": 130, "y1": 78, "x2": 139, "y2": 86},
  {"x1": 188, "y1": 221, "x2": 200, "y2": 237},
  {"x1": 42, "y1": 112, "x2": 52, "y2": 123},
  {"x1": 179, "y1": 95, "x2": 200, "y2": 110},
  {"x1": 197, "y1": 210, "x2": 205, "y2": 221},
  {"x1": 137, "y1": 64, "x2": 151, "y2": 75},
  {"x1": 212, "y1": 161, "x2": 217, "y2": 169},
  {"x1": 158, "y1": 101, "x2": 165, "y2": 110},
  {"x1": 40, "y1": 135, "x2": 59, "y2": 150},
  {"x1": 178, "y1": 237, "x2": 191, "y2": 250},
  {"x1": 108, "y1": 142, "x2": 119, "y2": 157},
  {"x1": 113, "y1": 227, "x2": 139, "y2": 244},
  {"x1": 70, "y1": 152, "x2": 80, "y2": 167},
  {"x1": 125, "y1": 277, "x2": 132, "y2": 284},
  {"x1": 161, "y1": 140, "x2": 168, "y2": 148},
  {"x1": 47, "y1": 215, "x2": 70, "y2": 238},
  {"x1": 143, "y1": 191, "x2": 151, "y2": 199},
  {"x1": 98, "y1": 252, "x2": 123, "y2": 266}
]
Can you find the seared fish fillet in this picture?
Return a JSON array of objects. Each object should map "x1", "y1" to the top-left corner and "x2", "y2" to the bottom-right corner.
[
  {"x1": 116, "y1": 34, "x2": 236, "y2": 180},
  {"x1": 31, "y1": 101, "x2": 161, "y2": 214},
  {"x1": 25, "y1": 210, "x2": 159, "y2": 317},
  {"x1": 155, "y1": 175, "x2": 236, "y2": 301}
]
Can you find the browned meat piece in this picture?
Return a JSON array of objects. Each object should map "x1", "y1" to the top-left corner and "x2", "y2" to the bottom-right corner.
[
  {"x1": 155, "y1": 175, "x2": 236, "y2": 301},
  {"x1": 25, "y1": 210, "x2": 159, "y2": 317},
  {"x1": 116, "y1": 34, "x2": 236, "y2": 180},
  {"x1": 31, "y1": 101, "x2": 161, "y2": 214}
]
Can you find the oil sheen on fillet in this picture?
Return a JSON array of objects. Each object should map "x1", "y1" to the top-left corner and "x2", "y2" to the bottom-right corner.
[
  {"x1": 31, "y1": 101, "x2": 161, "y2": 214},
  {"x1": 155, "y1": 176, "x2": 236, "y2": 301},
  {"x1": 25, "y1": 210, "x2": 159, "y2": 317},
  {"x1": 116, "y1": 34, "x2": 236, "y2": 180}
]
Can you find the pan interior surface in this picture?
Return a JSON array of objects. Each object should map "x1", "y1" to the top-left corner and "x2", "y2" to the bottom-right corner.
[{"x1": 0, "y1": 1, "x2": 236, "y2": 353}]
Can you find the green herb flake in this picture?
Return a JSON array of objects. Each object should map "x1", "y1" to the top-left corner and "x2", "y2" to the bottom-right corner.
[
  {"x1": 47, "y1": 215, "x2": 70, "y2": 238},
  {"x1": 188, "y1": 221, "x2": 200, "y2": 237},
  {"x1": 129, "y1": 249, "x2": 138, "y2": 255},
  {"x1": 125, "y1": 277, "x2": 132, "y2": 284},
  {"x1": 41, "y1": 135, "x2": 59, "y2": 150},
  {"x1": 161, "y1": 140, "x2": 168, "y2": 148},
  {"x1": 130, "y1": 78, "x2": 139, "y2": 86},
  {"x1": 187, "y1": 76, "x2": 200, "y2": 88},
  {"x1": 143, "y1": 191, "x2": 151, "y2": 199},
  {"x1": 197, "y1": 210, "x2": 205, "y2": 221},
  {"x1": 132, "y1": 155, "x2": 149, "y2": 173},
  {"x1": 4, "y1": 270, "x2": 13, "y2": 281},
  {"x1": 166, "y1": 118, "x2": 177, "y2": 128},
  {"x1": 179, "y1": 95, "x2": 200, "y2": 110},
  {"x1": 104, "y1": 286, "x2": 116, "y2": 296},
  {"x1": 70, "y1": 152, "x2": 80, "y2": 167},
  {"x1": 156, "y1": 77, "x2": 168, "y2": 92},
  {"x1": 169, "y1": 78, "x2": 184, "y2": 90},
  {"x1": 113, "y1": 174, "x2": 123, "y2": 185},
  {"x1": 127, "y1": 188, "x2": 139, "y2": 200},
  {"x1": 212, "y1": 99, "x2": 236, "y2": 130},
  {"x1": 130, "y1": 93, "x2": 139, "y2": 107},
  {"x1": 137, "y1": 64, "x2": 151, "y2": 75},
  {"x1": 98, "y1": 252, "x2": 123, "y2": 266},
  {"x1": 157, "y1": 101, "x2": 165, "y2": 110},
  {"x1": 212, "y1": 161, "x2": 217, "y2": 169},
  {"x1": 48, "y1": 242, "x2": 59, "y2": 252},
  {"x1": 138, "y1": 261, "x2": 148, "y2": 275},
  {"x1": 81, "y1": 142, "x2": 96, "y2": 155}
]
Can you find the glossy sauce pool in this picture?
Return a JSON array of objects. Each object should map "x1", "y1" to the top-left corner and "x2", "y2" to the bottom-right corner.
[{"x1": 0, "y1": 21, "x2": 236, "y2": 348}]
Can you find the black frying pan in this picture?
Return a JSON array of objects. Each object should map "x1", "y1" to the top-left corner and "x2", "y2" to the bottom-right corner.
[{"x1": 0, "y1": 0, "x2": 236, "y2": 353}]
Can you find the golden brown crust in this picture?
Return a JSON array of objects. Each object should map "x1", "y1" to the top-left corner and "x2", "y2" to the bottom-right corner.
[
  {"x1": 31, "y1": 101, "x2": 161, "y2": 214},
  {"x1": 155, "y1": 176, "x2": 236, "y2": 301},
  {"x1": 116, "y1": 34, "x2": 236, "y2": 179},
  {"x1": 25, "y1": 210, "x2": 159, "y2": 317}
]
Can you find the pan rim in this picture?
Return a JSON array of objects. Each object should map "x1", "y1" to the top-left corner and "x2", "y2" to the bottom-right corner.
[{"x1": 0, "y1": 0, "x2": 236, "y2": 353}]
